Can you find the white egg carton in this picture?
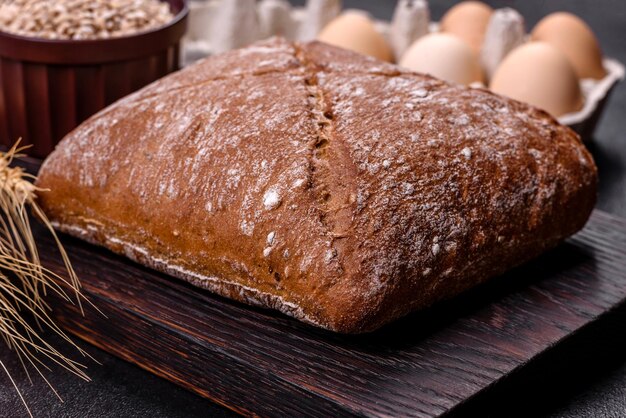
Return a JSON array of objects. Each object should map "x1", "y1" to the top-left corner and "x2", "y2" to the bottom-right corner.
[{"x1": 183, "y1": 0, "x2": 624, "y2": 140}]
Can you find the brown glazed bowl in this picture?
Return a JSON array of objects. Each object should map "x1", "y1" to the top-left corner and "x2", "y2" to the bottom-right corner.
[{"x1": 0, "y1": 0, "x2": 188, "y2": 158}]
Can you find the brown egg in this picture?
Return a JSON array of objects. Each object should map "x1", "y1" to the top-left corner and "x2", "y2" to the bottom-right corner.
[
  {"x1": 489, "y1": 42, "x2": 583, "y2": 117},
  {"x1": 400, "y1": 33, "x2": 483, "y2": 85},
  {"x1": 531, "y1": 12, "x2": 606, "y2": 79},
  {"x1": 317, "y1": 11, "x2": 393, "y2": 62},
  {"x1": 440, "y1": 1, "x2": 493, "y2": 54}
]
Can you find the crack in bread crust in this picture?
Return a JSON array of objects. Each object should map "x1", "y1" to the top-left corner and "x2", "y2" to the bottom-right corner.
[{"x1": 294, "y1": 44, "x2": 359, "y2": 278}]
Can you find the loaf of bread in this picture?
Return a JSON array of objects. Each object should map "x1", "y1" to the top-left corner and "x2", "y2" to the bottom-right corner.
[{"x1": 36, "y1": 38, "x2": 597, "y2": 333}]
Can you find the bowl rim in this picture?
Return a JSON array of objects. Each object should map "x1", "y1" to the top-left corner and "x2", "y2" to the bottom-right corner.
[{"x1": 0, "y1": 0, "x2": 189, "y2": 64}]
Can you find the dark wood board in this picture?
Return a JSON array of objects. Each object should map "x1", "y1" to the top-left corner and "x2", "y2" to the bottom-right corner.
[{"x1": 31, "y1": 208, "x2": 626, "y2": 418}]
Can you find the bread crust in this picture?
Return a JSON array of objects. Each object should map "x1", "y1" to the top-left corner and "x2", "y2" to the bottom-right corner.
[{"x1": 36, "y1": 38, "x2": 597, "y2": 333}]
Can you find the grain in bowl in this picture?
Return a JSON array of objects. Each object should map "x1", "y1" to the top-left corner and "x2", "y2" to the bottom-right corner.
[
  {"x1": 0, "y1": 0, "x2": 188, "y2": 157},
  {"x1": 0, "y1": 0, "x2": 174, "y2": 40}
]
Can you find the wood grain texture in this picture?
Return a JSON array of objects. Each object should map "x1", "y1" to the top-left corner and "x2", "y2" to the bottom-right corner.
[{"x1": 29, "y1": 208, "x2": 626, "y2": 418}]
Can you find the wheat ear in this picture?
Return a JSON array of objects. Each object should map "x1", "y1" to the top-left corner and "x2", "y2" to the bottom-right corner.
[{"x1": 0, "y1": 141, "x2": 92, "y2": 417}]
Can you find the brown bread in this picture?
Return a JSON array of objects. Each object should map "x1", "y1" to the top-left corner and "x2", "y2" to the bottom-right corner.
[{"x1": 36, "y1": 38, "x2": 597, "y2": 333}]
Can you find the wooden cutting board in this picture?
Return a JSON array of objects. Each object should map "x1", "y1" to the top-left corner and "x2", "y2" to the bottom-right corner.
[{"x1": 32, "y1": 208, "x2": 626, "y2": 418}]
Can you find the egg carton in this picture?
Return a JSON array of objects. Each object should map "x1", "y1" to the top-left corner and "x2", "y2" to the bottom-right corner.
[{"x1": 183, "y1": 0, "x2": 624, "y2": 140}]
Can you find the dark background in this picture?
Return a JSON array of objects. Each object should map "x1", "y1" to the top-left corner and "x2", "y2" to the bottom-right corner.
[{"x1": 1, "y1": 0, "x2": 625, "y2": 417}]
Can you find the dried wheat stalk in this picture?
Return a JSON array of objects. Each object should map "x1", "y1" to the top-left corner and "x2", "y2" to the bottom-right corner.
[{"x1": 0, "y1": 141, "x2": 93, "y2": 417}]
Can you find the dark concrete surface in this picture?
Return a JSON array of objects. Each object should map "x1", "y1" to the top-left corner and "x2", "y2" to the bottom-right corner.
[{"x1": 1, "y1": 1, "x2": 625, "y2": 416}]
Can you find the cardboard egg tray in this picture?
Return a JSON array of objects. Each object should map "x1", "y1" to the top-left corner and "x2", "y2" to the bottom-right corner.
[{"x1": 183, "y1": 0, "x2": 624, "y2": 140}]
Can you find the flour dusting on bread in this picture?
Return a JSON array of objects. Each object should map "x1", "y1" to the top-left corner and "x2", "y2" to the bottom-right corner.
[{"x1": 37, "y1": 38, "x2": 597, "y2": 333}]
